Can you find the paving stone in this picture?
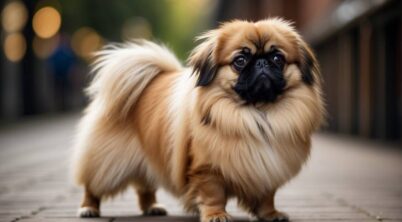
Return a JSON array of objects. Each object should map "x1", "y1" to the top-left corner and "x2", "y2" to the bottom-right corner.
[
  {"x1": 1, "y1": 114, "x2": 402, "y2": 222},
  {"x1": 18, "y1": 218, "x2": 111, "y2": 222}
]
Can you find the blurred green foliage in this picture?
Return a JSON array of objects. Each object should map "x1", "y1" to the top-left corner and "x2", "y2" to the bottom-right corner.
[{"x1": 57, "y1": 0, "x2": 215, "y2": 60}]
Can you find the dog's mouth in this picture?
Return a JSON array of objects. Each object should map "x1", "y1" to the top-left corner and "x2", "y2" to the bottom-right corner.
[{"x1": 233, "y1": 74, "x2": 286, "y2": 104}]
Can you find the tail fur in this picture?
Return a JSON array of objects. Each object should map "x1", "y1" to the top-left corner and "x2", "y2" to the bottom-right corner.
[{"x1": 87, "y1": 40, "x2": 182, "y2": 120}]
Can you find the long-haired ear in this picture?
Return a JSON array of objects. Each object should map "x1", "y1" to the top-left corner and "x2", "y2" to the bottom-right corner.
[
  {"x1": 298, "y1": 41, "x2": 320, "y2": 85},
  {"x1": 188, "y1": 31, "x2": 219, "y2": 86}
]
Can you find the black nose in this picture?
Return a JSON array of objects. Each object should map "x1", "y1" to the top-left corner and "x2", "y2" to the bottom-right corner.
[{"x1": 255, "y1": 58, "x2": 268, "y2": 69}]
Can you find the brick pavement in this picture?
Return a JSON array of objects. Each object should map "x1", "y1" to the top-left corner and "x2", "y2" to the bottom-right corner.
[{"x1": 0, "y1": 114, "x2": 401, "y2": 222}]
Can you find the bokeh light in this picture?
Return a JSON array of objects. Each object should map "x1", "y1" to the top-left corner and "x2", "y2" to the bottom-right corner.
[
  {"x1": 71, "y1": 27, "x2": 104, "y2": 61},
  {"x1": 1, "y1": 1, "x2": 28, "y2": 33},
  {"x1": 33, "y1": 35, "x2": 59, "y2": 59},
  {"x1": 121, "y1": 17, "x2": 152, "y2": 40},
  {"x1": 3, "y1": 33, "x2": 27, "y2": 62},
  {"x1": 32, "y1": 6, "x2": 61, "y2": 39}
]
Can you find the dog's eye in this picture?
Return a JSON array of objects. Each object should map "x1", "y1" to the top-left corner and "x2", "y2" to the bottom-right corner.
[
  {"x1": 233, "y1": 56, "x2": 248, "y2": 70},
  {"x1": 271, "y1": 53, "x2": 285, "y2": 69}
]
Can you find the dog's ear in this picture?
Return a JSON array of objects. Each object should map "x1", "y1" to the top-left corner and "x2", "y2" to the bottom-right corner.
[
  {"x1": 188, "y1": 31, "x2": 219, "y2": 87},
  {"x1": 298, "y1": 41, "x2": 320, "y2": 85}
]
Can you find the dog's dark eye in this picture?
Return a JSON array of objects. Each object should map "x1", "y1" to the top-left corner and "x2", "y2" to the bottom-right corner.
[
  {"x1": 233, "y1": 56, "x2": 248, "y2": 70},
  {"x1": 270, "y1": 53, "x2": 285, "y2": 69}
]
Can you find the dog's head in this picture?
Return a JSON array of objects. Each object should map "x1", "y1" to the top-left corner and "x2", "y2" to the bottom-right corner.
[{"x1": 189, "y1": 18, "x2": 320, "y2": 104}]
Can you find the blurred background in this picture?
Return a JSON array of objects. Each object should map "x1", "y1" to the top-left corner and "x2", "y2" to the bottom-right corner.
[{"x1": 0, "y1": 0, "x2": 401, "y2": 143}]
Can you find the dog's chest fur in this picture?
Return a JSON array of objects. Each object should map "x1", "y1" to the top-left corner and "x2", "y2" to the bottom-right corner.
[
  {"x1": 167, "y1": 72, "x2": 314, "y2": 199},
  {"x1": 191, "y1": 102, "x2": 310, "y2": 196}
]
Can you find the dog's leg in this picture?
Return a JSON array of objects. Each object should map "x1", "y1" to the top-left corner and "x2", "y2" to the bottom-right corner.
[
  {"x1": 197, "y1": 178, "x2": 231, "y2": 222},
  {"x1": 136, "y1": 189, "x2": 167, "y2": 216},
  {"x1": 255, "y1": 190, "x2": 289, "y2": 222},
  {"x1": 77, "y1": 187, "x2": 101, "y2": 217}
]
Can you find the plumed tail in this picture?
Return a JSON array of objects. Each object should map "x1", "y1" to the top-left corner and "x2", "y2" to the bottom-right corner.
[{"x1": 86, "y1": 40, "x2": 182, "y2": 120}]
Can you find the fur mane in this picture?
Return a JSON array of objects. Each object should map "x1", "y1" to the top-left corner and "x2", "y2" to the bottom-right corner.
[{"x1": 190, "y1": 68, "x2": 324, "y2": 194}]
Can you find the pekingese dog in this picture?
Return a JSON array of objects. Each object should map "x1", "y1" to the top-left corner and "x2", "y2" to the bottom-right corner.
[{"x1": 72, "y1": 18, "x2": 325, "y2": 222}]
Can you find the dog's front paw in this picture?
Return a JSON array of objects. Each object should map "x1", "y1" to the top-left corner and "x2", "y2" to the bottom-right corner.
[
  {"x1": 202, "y1": 212, "x2": 232, "y2": 222},
  {"x1": 143, "y1": 204, "x2": 168, "y2": 216},
  {"x1": 77, "y1": 206, "x2": 100, "y2": 218},
  {"x1": 258, "y1": 210, "x2": 289, "y2": 222}
]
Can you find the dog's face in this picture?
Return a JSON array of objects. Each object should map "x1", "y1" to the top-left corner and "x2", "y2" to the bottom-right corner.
[
  {"x1": 189, "y1": 18, "x2": 319, "y2": 104},
  {"x1": 232, "y1": 45, "x2": 287, "y2": 103}
]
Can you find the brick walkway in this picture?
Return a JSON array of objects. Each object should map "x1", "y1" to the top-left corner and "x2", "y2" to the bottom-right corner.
[{"x1": 0, "y1": 114, "x2": 401, "y2": 222}]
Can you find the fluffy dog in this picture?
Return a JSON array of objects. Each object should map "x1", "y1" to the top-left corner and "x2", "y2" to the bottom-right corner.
[{"x1": 72, "y1": 18, "x2": 325, "y2": 222}]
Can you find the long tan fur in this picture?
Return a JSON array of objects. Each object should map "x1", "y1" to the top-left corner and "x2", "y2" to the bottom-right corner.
[{"x1": 72, "y1": 18, "x2": 325, "y2": 222}]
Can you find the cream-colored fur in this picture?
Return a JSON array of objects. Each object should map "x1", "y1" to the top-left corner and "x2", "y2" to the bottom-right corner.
[
  {"x1": 72, "y1": 19, "x2": 325, "y2": 222},
  {"x1": 72, "y1": 41, "x2": 181, "y2": 197}
]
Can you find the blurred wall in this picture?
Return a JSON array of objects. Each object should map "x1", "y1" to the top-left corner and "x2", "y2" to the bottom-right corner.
[{"x1": 310, "y1": 0, "x2": 401, "y2": 142}]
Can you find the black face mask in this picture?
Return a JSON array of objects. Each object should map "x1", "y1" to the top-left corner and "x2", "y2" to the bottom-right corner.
[{"x1": 233, "y1": 52, "x2": 286, "y2": 104}]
